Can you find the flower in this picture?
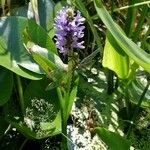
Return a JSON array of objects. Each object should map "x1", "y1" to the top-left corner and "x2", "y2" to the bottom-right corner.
[{"x1": 54, "y1": 6, "x2": 85, "y2": 55}]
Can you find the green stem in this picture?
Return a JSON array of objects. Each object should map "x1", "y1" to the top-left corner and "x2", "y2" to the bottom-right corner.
[
  {"x1": 142, "y1": 26, "x2": 150, "y2": 44},
  {"x1": 64, "y1": 48, "x2": 74, "y2": 119},
  {"x1": 19, "y1": 139, "x2": 28, "y2": 150},
  {"x1": 141, "y1": 26, "x2": 150, "y2": 50},
  {"x1": 106, "y1": 69, "x2": 114, "y2": 95},
  {"x1": 133, "y1": 5, "x2": 148, "y2": 42},
  {"x1": 61, "y1": 49, "x2": 74, "y2": 150},
  {"x1": 57, "y1": 87, "x2": 68, "y2": 150},
  {"x1": 124, "y1": 0, "x2": 138, "y2": 37},
  {"x1": 61, "y1": 118, "x2": 68, "y2": 150},
  {"x1": 110, "y1": 0, "x2": 114, "y2": 16},
  {"x1": 114, "y1": 1, "x2": 150, "y2": 12},
  {"x1": 57, "y1": 87, "x2": 64, "y2": 111},
  {"x1": 126, "y1": 81, "x2": 150, "y2": 138},
  {"x1": 16, "y1": 75, "x2": 25, "y2": 115},
  {"x1": 67, "y1": 49, "x2": 74, "y2": 94}
]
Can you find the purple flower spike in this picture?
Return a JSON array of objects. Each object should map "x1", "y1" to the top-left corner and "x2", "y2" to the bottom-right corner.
[{"x1": 54, "y1": 7, "x2": 85, "y2": 55}]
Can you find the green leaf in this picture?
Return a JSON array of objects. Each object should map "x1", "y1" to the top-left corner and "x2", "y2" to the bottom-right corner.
[
  {"x1": 24, "y1": 43, "x2": 66, "y2": 82},
  {"x1": 95, "y1": 127, "x2": 130, "y2": 150},
  {"x1": 24, "y1": 78, "x2": 61, "y2": 139},
  {"x1": 7, "y1": 78, "x2": 61, "y2": 139},
  {"x1": 103, "y1": 32, "x2": 129, "y2": 79},
  {"x1": 0, "y1": 17, "x2": 42, "y2": 79},
  {"x1": 94, "y1": 0, "x2": 150, "y2": 73},
  {"x1": 11, "y1": 5, "x2": 30, "y2": 17},
  {"x1": 27, "y1": 18, "x2": 57, "y2": 55},
  {"x1": 11, "y1": 0, "x2": 55, "y2": 31},
  {"x1": 11, "y1": 1, "x2": 55, "y2": 39},
  {"x1": 0, "y1": 67, "x2": 13, "y2": 106},
  {"x1": 7, "y1": 112, "x2": 61, "y2": 139},
  {"x1": 0, "y1": 16, "x2": 57, "y2": 79},
  {"x1": 0, "y1": 33, "x2": 42, "y2": 80}
]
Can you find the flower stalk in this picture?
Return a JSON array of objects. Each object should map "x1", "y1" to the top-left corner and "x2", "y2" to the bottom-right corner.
[
  {"x1": 16, "y1": 75, "x2": 25, "y2": 115},
  {"x1": 126, "y1": 81, "x2": 150, "y2": 138},
  {"x1": 61, "y1": 48, "x2": 74, "y2": 150},
  {"x1": 54, "y1": 6, "x2": 85, "y2": 149}
]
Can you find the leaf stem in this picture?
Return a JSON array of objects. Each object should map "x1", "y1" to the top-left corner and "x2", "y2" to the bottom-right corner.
[
  {"x1": 126, "y1": 81, "x2": 150, "y2": 138},
  {"x1": 106, "y1": 69, "x2": 114, "y2": 95},
  {"x1": 64, "y1": 48, "x2": 74, "y2": 120},
  {"x1": 132, "y1": 5, "x2": 148, "y2": 42},
  {"x1": 16, "y1": 75, "x2": 25, "y2": 115},
  {"x1": 61, "y1": 48, "x2": 74, "y2": 150},
  {"x1": 61, "y1": 118, "x2": 68, "y2": 150}
]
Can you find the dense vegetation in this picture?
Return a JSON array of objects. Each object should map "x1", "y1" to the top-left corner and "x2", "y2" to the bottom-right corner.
[{"x1": 0, "y1": 0, "x2": 150, "y2": 149}]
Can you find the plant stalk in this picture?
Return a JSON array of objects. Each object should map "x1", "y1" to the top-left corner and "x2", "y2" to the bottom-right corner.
[
  {"x1": 114, "y1": 1, "x2": 150, "y2": 12},
  {"x1": 61, "y1": 48, "x2": 74, "y2": 150},
  {"x1": 106, "y1": 69, "x2": 114, "y2": 95},
  {"x1": 126, "y1": 81, "x2": 150, "y2": 138},
  {"x1": 16, "y1": 75, "x2": 25, "y2": 115},
  {"x1": 61, "y1": 117, "x2": 68, "y2": 150}
]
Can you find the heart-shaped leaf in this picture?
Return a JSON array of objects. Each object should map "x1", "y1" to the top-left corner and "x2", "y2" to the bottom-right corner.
[
  {"x1": 0, "y1": 16, "x2": 57, "y2": 79},
  {"x1": 6, "y1": 78, "x2": 61, "y2": 139},
  {"x1": 103, "y1": 32, "x2": 129, "y2": 79}
]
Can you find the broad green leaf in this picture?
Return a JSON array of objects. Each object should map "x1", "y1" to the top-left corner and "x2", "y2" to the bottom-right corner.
[
  {"x1": 7, "y1": 112, "x2": 61, "y2": 139},
  {"x1": 24, "y1": 43, "x2": 67, "y2": 82},
  {"x1": 0, "y1": 17, "x2": 41, "y2": 79},
  {"x1": 0, "y1": 16, "x2": 57, "y2": 79},
  {"x1": 94, "y1": 0, "x2": 150, "y2": 73},
  {"x1": 11, "y1": 5, "x2": 31, "y2": 18},
  {"x1": 6, "y1": 116, "x2": 37, "y2": 139},
  {"x1": 11, "y1": 1, "x2": 55, "y2": 38},
  {"x1": 0, "y1": 17, "x2": 40, "y2": 74},
  {"x1": 0, "y1": 67, "x2": 13, "y2": 106},
  {"x1": 24, "y1": 78, "x2": 61, "y2": 139},
  {"x1": 95, "y1": 127, "x2": 130, "y2": 150},
  {"x1": 7, "y1": 78, "x2": 61, "y2": 139},
  {"x1": 103, "y1": 32, "x2": 129, "y2": 79},
  {"x1": 26, "y1": 19, "x2": 57, "y2": 54}
]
